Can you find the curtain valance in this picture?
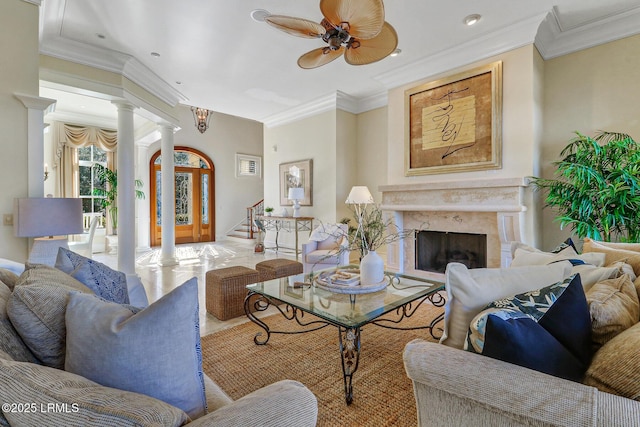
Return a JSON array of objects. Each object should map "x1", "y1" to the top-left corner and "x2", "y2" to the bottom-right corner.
[{"x1": 54, "y1": 122, "x2": 117, "y2": 151}]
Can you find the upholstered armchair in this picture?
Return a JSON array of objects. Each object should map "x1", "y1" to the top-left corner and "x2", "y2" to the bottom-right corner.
[{"x1": 301, "y1": 223, "x2": 350, "y2": 273}]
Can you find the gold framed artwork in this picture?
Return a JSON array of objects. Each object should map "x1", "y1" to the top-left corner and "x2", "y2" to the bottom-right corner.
[
  {"x1": 404, "y1": 61, "x2": 502, "y2": 175},
  {"x1": 279, "y1": 159, "x2": 313, "y2": 206}
]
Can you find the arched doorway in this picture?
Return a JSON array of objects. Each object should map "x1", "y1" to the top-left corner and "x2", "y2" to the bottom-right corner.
[{"x1": 150, "y1": 146, "x2": 215, "y2": 246}]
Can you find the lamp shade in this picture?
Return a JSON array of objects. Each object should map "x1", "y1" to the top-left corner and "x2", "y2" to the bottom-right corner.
[
  {"x1": 14, "y1": 198, "x2": 83, "y2": 237},
  {"x1": 288, "y1": 187, "x2": 305, "y2": 200},
  {"x1": 345, "y1": 186, "x2": 373, "y2": 204}
]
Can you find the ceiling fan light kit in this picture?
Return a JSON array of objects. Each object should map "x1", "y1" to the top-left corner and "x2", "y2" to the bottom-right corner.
[{"x1": 264, "y1": 0, "x2": 398, "y2": 69}]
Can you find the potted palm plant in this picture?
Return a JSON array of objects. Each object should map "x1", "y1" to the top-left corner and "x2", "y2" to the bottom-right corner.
[
  {"x1": 529, "y1": 130, "x2": 640, "y2": 242},
  {"x1": 92, "y1": 164, "x2": 145, "y2": 235}
]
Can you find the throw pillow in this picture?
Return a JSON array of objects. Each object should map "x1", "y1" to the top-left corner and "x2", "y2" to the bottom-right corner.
[
  {"x1": 8, "y1": 264, "x2": 93, "y2": 368},
  {"x1": 465, "y1": 274, "x2": 592, "y2": 381},
  {"x1": 550, "y1": 238, "x2": 578, "y2": 253},
  {"x1": 441, "y1": 261, "x2": 573, "y2": 349},
  {"x1": 65, "y1": 277, "x2": 207, "y2": 419},
  {"x1": 56, "y1": 248, "x2": 129, "y2": 304},
  {"x1": 0, "y1": 282, "x2": 38, "y2": 363},
  {"x1": 0, "y1": 356, "x2": 188, "y2": 426},
  {"x1": 0, "y1": 269, "x2": 19, "y2": 291},
  {"x1": 7, "y1": 279, "x2": 93, "y2": 369},
  {"x1": 584, "y1": 321, "x2": 640, "y2": 400},
  {"x1": 16, "y1": 263, "x2": 88, "y2": 291},
  {"x1": 583, "y1": 237, "x2": 640, "y2": 277},
  {"x1": 571, "y1": 263, "x2": 628, "y2": 292},
  {"x1": 510, "y1": 242, "x2": 606, "y2": 267},
  {"x1": 583, "y1": 239, "x2": 640, "y2": 252},
  {"x1": 586, "y1": 275, "x2": 640, "y2": 350}
]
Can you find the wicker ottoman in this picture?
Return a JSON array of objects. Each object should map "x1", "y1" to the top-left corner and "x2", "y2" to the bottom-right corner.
[
  {"x1": 255, "y1": 258, "x2": 303, "y2": 281},
  {"x1": 205, "y1": 266, "x2": 260, "y2": 321}
]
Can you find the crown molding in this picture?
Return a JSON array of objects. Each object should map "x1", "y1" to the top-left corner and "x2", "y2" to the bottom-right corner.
[
  {"x1": 374, "y1": 13, "x2": 545, "y2": 89},
  {"x1": 535, "y1": 7, "x2": 640, "y2": 59},
  {"x1": 261, "y1": 93, "x2": 339, "y2": 128},
  {"x1": 44, "y1": 110, "x2": 117, "y2": 129},
  {"x1": 21, "y1": 0, "x2": 42, "y2": 5},
  {"x1": 40, "y1": 35, "x2": 187, "y2": 107}
]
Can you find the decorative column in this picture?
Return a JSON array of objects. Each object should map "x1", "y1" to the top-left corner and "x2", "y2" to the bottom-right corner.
[
  {"x1": 159, "y1": 124, "x2": 178, "y2": 266},
  {"x1": 14, "y1": 94, "x2": 56, "y2": 197},
  {"x1": 112, "y1": 101, "x2": 136, "y2": 276}
]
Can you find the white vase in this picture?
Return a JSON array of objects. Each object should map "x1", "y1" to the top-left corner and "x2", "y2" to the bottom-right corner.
[{"x1": 360, "y1": 250, "x2": 384, "y2": 285}]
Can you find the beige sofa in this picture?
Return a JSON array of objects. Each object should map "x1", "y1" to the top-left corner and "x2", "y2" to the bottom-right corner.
[
  {"x1": 0, "y1": 261, "x2": 317, "y2": 427},
  {"x1": 404, "y1": 339, "x2": 640, "y2": 427},
  {"x1": 404, "y1": 240, "x2": 640, "y2": 427}
]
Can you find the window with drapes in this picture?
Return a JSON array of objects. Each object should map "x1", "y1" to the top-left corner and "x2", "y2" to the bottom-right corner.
[{"x1": 52, "y1": 122, "x2": 117, "y2": 230}]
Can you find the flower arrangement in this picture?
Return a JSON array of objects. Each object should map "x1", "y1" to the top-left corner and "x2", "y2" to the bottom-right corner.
[{"x1": 340, "y1": 203, "x2": 414, "y2": 259}]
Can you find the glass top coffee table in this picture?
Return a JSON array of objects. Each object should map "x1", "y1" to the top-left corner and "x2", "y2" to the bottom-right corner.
[{"x1": 244, "y1": 266, "x2": 445, "y2": 405}]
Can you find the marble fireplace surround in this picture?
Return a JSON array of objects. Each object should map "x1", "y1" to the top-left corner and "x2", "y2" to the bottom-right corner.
[{"x1": 380, "y1": 177, "x2": 529, "y2": 279}]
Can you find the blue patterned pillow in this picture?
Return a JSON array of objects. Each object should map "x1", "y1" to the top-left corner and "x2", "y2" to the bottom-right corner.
[
  {"x1": 56, "y1": 248, "x2": 129, "y2": 304},
  {"x1": 465, "y1": 274, "x2": 592, "y2": 381}
]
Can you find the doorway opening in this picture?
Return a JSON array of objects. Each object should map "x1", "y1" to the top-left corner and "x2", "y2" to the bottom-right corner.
[{"x1": 150, "y1": 146, "x2": 215, "y2": 246}]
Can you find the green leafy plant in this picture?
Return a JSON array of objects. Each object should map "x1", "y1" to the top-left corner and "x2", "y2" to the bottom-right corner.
[
  {"x1": 92, "y1": 164, "x2": 145, "y2": 232},
  {"x1": 264, "y1": 206, "x2": 274, "y2": 213},
  {"x1": 529, "y1": 131, "x2": 640, "y2": 242}
]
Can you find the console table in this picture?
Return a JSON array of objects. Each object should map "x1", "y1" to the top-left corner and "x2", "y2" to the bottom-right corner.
[{"x1": 256, "y1": 216, "x2": 314, "y2": 260}]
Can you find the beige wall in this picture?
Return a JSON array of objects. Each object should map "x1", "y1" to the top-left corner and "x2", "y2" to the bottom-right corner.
[
  {"x1": 387, "y1": 45, "x2": 540, "y2": 185},
  {"x1": 264, "y1": 110, "x2": 359, "y2": 249},
  {"x1": 356, "y1": 107, "x2": 388, "y2": 203},
  {"x1": 0, "y1": 0, "x2": 40, "y2": 261},
  {"x1": 540, "y1": 33, "x2": 640, "y2": 249},
  {"x1": 146, "y1": 106, "x2": 264, "y2": 243}
]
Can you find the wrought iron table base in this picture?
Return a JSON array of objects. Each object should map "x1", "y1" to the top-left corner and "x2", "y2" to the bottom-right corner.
[{"x1": 243, "y1": 289, "x2": 445, "y2": 404}]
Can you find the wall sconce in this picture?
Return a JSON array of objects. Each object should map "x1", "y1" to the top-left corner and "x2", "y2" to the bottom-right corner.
[
  {"x1": 191, "y1": 106, "x2": 213, "y2": 134},
  {"x1": 44, "y1": 163, "x2": 49, "y2": 181}
]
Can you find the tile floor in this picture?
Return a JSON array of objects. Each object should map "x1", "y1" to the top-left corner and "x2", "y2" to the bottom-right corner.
[{"x1": 93, "y1": 239, "x2": 290, "y2": 336}]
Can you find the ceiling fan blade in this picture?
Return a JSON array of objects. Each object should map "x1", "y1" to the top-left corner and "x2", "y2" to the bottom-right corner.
[
  {"x1": 298, "y1": 47, "x2": 345, "y2": 69},
  {"x1": 265, "y1": 15, "x2": 325, "y2": 38},
  {"x1": 320, "y1": 0, "x2": 385, "y2": 39},
  {"x1": 344, "y1": 21, "x2": 397, "y2": 65}
]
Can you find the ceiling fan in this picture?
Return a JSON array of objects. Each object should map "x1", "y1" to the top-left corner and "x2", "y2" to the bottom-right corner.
[{"x1": 264, "y1": 0, "x2": 398, "y2": 69}]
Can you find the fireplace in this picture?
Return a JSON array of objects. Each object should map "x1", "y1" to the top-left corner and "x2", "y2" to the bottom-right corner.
[
  {"x1": 416, "y1": 230, "x2": 487, "y2": 273},
  {"x1": 380, "y1": 178, "x2": 532, "y2": 279}
]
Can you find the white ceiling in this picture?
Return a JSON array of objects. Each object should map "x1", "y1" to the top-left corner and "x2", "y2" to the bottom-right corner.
[{"x1": 38, "y1": 0, "x2": 640, "y2": 127}]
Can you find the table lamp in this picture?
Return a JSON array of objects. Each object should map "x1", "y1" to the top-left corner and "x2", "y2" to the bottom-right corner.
[
  {"x1": 14, "y1": 197, "x2": 83, "y2": 266},
  {"x1": 345, "y1": 186, "x2": 374, "y2": 253},
  {"x1": 288, "y1": 187, "x2": 305, "y2": 218}
]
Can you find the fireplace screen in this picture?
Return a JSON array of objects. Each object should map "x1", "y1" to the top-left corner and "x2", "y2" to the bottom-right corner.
[{"x1": 416, "y1": 230, "x2": 487, "y2": 273}]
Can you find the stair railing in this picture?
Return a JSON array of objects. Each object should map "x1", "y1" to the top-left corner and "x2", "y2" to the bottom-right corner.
[{"x1": 246, "y1": 199, "x2": 264, "y2": 239}]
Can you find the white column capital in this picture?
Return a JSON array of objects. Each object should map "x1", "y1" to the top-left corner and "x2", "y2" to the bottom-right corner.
[
  {"x1": 14, "y1": 94, "x2": 56, "y2": 111},
  {"x1": 111, "y1": 100, "x2": 137, "y2": 112}
]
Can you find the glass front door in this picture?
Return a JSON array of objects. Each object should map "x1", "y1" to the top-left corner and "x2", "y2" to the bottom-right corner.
[{"x1": 150, "y1": 148, "x2": 214, "y2": 246}]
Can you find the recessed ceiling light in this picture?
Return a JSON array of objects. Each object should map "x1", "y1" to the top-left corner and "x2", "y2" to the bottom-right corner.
[
  {"x1": 96, "y1": 33, "x2": 106, "y2": 40},
  {"x1": 150, "y1": 52, "x2": 161, "y2": 58},
  {"x1": 250, "y1": 9, "x2": 270, "y2": 22},
  {"x1": 390, "y1": 48, "x2": 402, "y2": 57},
  {"x1": 464, "y1": 14, "x2": 481, "y2": 26},
  {"x1": 176, "y1": 81, "x2": 182, "y2": 85}
]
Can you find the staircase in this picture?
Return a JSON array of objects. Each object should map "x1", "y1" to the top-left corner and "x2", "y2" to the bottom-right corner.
[{"x1": 226, "y1": 199, "x2": 264, "y2": 241}]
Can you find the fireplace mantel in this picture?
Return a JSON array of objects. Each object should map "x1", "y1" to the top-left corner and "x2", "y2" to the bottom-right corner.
[{"x1": 380, "y1": 177, "x2": 531, "y2": 277}]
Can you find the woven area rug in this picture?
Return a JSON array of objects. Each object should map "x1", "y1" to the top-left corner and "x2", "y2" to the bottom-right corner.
[{"x1": 201, "y1": 295, "x2": 444, "y2": 427}]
